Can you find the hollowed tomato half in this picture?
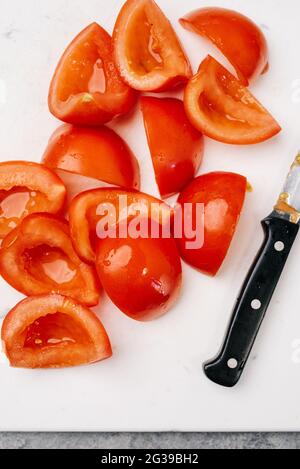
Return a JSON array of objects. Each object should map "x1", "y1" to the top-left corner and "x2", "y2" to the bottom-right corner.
[
  {"x1": 113, "y1": 0, "x2": 192, "y2": 92},
  {"x1": 1, "y1": 295, "x2": 112, "y2": 368},
  {"x1": 184, "y1": 55, "x2": 281, "y2": 145},
  {"x1": 0, "y1": 214, "x2": 100, "y2": 306},
  {"x1": 0, "y1": 161, "x2": 66, "y2": 241}
]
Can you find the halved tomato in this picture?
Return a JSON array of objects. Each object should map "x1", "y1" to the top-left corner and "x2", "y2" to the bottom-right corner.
[
  {"x1": 180, "y1": 7, "x2": 268, "y2": 85},
  {"x1": 1, "y1": 295, "x2": 112, "y2": 368},
  {"x1": 184, "y1": 55, "x2": 281, "y2": 145},
  {"x1": 141, "y1": 97, "x2": 204, "y2": 198},
  {"x1": 69, "y1": 188, "x2": 172, "y2": 263},
  {"x1": 176, "y1": 172, "x2": 247, "y2": 276},
  {"x1": 0, "y1": 161, "x2": 66, "y2": 241},
  {"x1": 113, "y1": 0, "x2": 192, "y2": 91},
  {"x1": 0, "y1": 214, "x2": 100, "y2": 306},
  {"x1": 49, "y1": 23, "x2": 137, "y2": 126},
  {"x1": 96, "y1": 232, "x2": 182, "y2": 321},
  {"x1": 42, "y1": 125, "x2": 140, "y2": 191}
]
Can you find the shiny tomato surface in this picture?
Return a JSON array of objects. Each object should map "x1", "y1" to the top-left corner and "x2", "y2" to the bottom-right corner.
[
  {"x1": 141, "y1": 97, "x2": 204, "y2": 198},
  {"x1": 176, "y1": 172, "x2": 247, "y2": 276},
  {"x1": 42, "y1": 124, "x2": 140, "y2": 191},
  {"x1": 69, "y1": 188, "x2": 172, "y2": 263},
  {"x1": 96, "y1": 234, "x2": 182, "y2": 321},
  {"x1": 180, "y1": 7, "x2": 268, "y2": 85},
  {"x1": 0, "y1": 161, "x2": 66, "y2": 241},
  {"x1": 49, "y1": 23, "x2": 137, "y2": 126}
]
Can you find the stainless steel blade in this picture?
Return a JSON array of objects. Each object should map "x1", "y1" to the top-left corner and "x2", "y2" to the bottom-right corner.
[{"x1": 274, "y1": 154, "x2": 300, "y2": 223}]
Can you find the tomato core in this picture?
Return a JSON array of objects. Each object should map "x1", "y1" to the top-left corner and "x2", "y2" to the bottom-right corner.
[
  {"x1": 126, "y1": 10, "x2": 164, "y2": 75},
  {"x1": 57, "y1": 39, "x2": 105, "y2": 103},
  {"x1": 24, "y1": 312, "x2": 92, "y2": 349},
  {"x1": 88, "y1": 59, "x2": 106, "y2": 94},
  {"x1": 0, "y1": 188, "x2": 47, "y2": 236},
  {"x1": 22, "y1": 245, "x2": 77, "y2": 286}
]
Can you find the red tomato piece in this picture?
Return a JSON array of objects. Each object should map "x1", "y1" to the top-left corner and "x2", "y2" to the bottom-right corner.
[
  {"x1": 180, "y1": 7, "x2": 268, "y2": 85},
  {"x1": 184, "y1": 55, "x2": 281, "y2": 145},
  {"x1": 42, "y1": 124, "x2": 140, "y2": 191},
  {"x1": 0, "y1": 161, "x2": 66, "y2": 242},
  {"x1": 96, "y1": 234, "x2": 182, "y2": 321},
  {"x1": 49, "y1": 23, "x2": 137, "y2": 126},
  {"x1": 0, "y1": 214, "x2": 100, "y2": 306},
  {"x1": 113, "y1": 0, "x2": 192, "y2": 92},
  {"x1": 69, "y1": 188, "x2": 172, "y2": 264},
  {"x1": 1, "y1": 295, "x2": 112, "y2": 368},
  {"x1": 176, "y1": 172, "x2": 247, "y2": 276},
  {"x1": 141, "y1": 97, "x2": 204, "y2": 198}
]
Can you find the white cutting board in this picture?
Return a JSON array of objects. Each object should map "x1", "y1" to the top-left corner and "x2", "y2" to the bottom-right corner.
[{"x1": 1, "y1": 0, "x2": 300, "y2": 432}]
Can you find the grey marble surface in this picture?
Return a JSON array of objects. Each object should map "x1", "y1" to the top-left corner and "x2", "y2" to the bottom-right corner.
[{"x1": 0, "y1": 433, "x2": 299, "y2": 449}]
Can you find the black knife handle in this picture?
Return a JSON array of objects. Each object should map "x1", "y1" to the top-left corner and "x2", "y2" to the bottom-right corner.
[{"x1": 204, "y1": 214, "x2": 299, "y2": 388}]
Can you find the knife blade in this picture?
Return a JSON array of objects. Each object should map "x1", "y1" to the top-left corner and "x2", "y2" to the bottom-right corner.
[{"x1": 204, "y1": 154, "x2": 300, "y2": 387}]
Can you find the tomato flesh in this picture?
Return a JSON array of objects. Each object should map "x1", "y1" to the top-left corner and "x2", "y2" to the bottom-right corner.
[
  {"x1": 184, "y1": 55, "x2": 281, "y2": 145},
  {"x1": 0, "y1": 162, "x2": 66, "y2": 241},
  {"x1": 0, "y1": 214, "x2": 100, "y2": 306},
  {"x1": 180, "y1": 7, "x2": 268, "y2": 85},
  {"x1": 113, "y1": 0, "x2": 192, "y2": 91},
  {"x1": 96, "y1": 233, "x2": 182, "y2": 321},
  {"x1": 42, "y1": 124, "x2": 140, "y2": 191},
  {"x1": 1, "y1": 295, "x2": 112, "y2": 368},
  {"x1": 141, "y1": 97, "x2": 204, "y2": 198},
  {"x1": 24, "y1": 313, "x2": 90, "y2": 349},
  {"x1": 176, "y1": 172, "x2": 247, "y2": 276},
  {"x1": 23, "y1": 245, "x2": 77, "y2": 286},
  {"x1": 49, "y1": 23, "x2": 137, "y2": 126},
  {"x1": 69, "y1": 188, "x2": 172, "y2": 263}
]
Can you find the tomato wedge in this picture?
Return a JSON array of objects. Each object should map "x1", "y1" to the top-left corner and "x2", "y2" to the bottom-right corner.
[
  {"x1": 141, "y1": 97, "x2": 204, "y2": 198},
  {"x1": 1, "y1": 295, "x2": 112, "y2": 368},
  {"x1": 42, "y1": 124, "x2": 140, "y2": 191},
  {"x1": 184, "y1": 55, "x2": 281, "y2": 145},
  {"x1": 0, "y1": 161, "x2": 66, "y2": 242},
  {"x1": 176, "y1": 172, "x2": 247, "y2": 276},
  {"x1": 180, "y1": 7, "x2": 268, "y2": 85},
  {"x1": 69, "y1": 188, "x2": 172, "y2": 263},
  {"x1": 113, "y1": 0, "x2": 192, "y2": 92},
  {"x1": 49, "y1": 23, "x2": 137, "y2": 126},
  {"x1": 96, "y1": 233, "x2": 182, "y2": 321},
  {"x1": 0, "y1": 214, "x2": 100, "y2": 306}
]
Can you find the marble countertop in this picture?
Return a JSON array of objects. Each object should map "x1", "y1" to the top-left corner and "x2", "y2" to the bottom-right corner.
[{"x1": 0, "y1": 433, "x2": 299, "y2": 449}]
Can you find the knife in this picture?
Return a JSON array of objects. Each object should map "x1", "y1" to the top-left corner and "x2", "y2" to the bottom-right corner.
[{"x1": 204, "y1": 154, "x2": 300, "y2": 387}]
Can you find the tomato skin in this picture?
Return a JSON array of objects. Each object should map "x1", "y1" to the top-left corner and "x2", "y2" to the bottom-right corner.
[
  {"x1": 113, "y1": 0, "x2": 192, "y2": 92},
  {"x1": 96, "y1": 235, "x2": 182, "y2": 321},
  {"x1": 0, "y1": 214, "x2": 100, "y2": 306},
  {"x1": 184, "y1": 55, "x2": 281, "y2": 145},
  {"x1": 141, "y1": 97, "x2": 204, "y2": 198},
  {"x1": 180, "y1": 7, "x2": 268, "y2": 85},
  {"x1": 42, "y1": 124, "x2": 140, "y2": 191},
  {"x1": 49, "y1": 23, "x2": 137, "y2": 126},
  {"x1": 176, "y1": 172, "x2": 247, "y2": 277},
  {"x1": 0, "y1": 161, "x2": 66, "y2": 241},
  {"x1": 1, "y1": 295, "x2": 112, "y2": 369},
  {"x1": 69, "y1": 188, "x2": 172, "y2": 264}
]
